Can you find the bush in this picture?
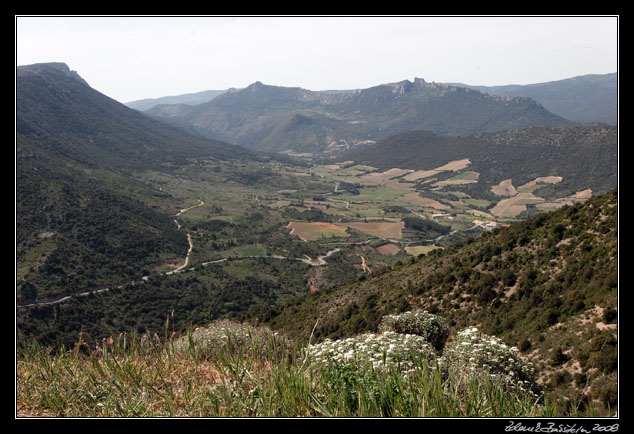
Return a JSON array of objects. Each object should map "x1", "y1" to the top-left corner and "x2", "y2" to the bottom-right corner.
[
  {"x1": 174, "y1": 319, "x2": 293, "y2": 360},
  {"x1": 377, "y1": 310, "x2": 450, "y2": 353},
  {"x1": 440, "y1": 326, "x2": 543, "y2": 399}
]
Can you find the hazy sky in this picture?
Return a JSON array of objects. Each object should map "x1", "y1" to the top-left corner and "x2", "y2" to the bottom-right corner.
[{"x1": 15, "y1": 15, "x2": 618, "y2": 103}]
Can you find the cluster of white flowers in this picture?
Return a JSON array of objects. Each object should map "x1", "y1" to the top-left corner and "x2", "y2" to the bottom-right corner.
[
  {"x1": 439, "y1": 326, "x2": 542, "y2": 398},
  {"x1": 378, "y1": 310, "x2": 450, "y2": 352},
  {"x1": 174, "y1": 320, "x2": 293, "y2": 357},
  {"x1": 307, "y1": 331, "x2": 436, "y2": 374}
]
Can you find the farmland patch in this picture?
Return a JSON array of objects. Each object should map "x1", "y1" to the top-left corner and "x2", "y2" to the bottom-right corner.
[
  {"x1": 359, "y1": 168, "x2": 414, "y2": 185},
  {"x1": 491, "y1": 179, "x2": 517, "y2": 197},
  {"x1": 434, "y1": 171, "x2": 480, "y2": 187},
  {"x1": 287, "y1": 222, "x2": 350, "y2": 241},
  {"x1": 341, "y1": 220, "x2": 405, "y2": 239},
  {"x1": 490, "y1": 193, "x2": 544, "y2": 218},
  {"x1": 376, "y1": 243, "x2": 401, "y2": 255},
  {"x1": 399, "y1": 192, "x2": 450, "y2": 210},
  {"x1": 517, "y1": 176, "x2": 563, "y2": 193}
]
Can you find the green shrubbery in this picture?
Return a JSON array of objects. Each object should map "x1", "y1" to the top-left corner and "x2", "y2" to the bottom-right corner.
[
  {"x1": 18, "y1": 311, "x2": 559, "y2": 417},
  {"x1": 377, "y1": 309, "x2": 450, "y2": 352}
]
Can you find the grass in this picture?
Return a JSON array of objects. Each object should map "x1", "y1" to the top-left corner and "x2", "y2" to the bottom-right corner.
[
  {"x1": 16, "y1": 316, "x2": 599, "y2": 418},
  {"x1": 233, "y1": 246, "x2": 267, "y2": 257}
]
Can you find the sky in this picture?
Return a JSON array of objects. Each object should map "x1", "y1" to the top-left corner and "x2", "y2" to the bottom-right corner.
[{"x1": 15, "y1": 15, "x2": 618, "y2": 104}]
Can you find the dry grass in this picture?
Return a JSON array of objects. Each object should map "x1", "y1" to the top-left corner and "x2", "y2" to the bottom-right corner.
[{"x1": 491, "y1": 179, "x2": 518, "y2": 197}]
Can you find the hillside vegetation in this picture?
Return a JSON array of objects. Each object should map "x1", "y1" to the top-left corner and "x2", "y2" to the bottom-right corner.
[
  {"x1": 260, "y1": 190, "x2": 618, "y2": 414},
  {"x1": 17, "y1": 311, "x2": 596, "y2": 417}
]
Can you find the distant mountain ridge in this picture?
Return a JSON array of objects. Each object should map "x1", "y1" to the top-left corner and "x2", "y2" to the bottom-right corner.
[
  {"x1": 447, "y1": 73, "x2": 617, "y2": 125},
  {"x1": 146, "y1": 77, "x2": 570, "y2": 156},
  {"x1": 125, "y1": 89, "x2": 228, "y2": 111}
]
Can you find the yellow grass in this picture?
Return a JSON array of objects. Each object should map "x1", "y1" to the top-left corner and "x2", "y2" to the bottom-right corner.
[
  {"x1": 405, "y1": 245, "x2": 442, "y2": 256},
  {"x1": 490, "y1": 193, "x2": 544, "y2": 218},
  {"x1": 517, "y1": 176, "x2": 563, "y2": 193}
]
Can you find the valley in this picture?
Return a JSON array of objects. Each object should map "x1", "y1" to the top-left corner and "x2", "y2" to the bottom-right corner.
[{"x1": 15, "y1": 62, "x2": 618, "y2": 418}]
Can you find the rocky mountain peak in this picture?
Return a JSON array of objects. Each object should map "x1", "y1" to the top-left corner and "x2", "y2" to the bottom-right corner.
[{"x1": 17, "y1": 62, "x2": 89, "y2": 87}]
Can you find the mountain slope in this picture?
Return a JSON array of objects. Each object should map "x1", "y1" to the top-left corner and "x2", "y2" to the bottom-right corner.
[
  {"x1": 17, "y1": 63, "x2": 249, "y2": 171},
  {"x1": 262, "y1": 189, "x2": 618, "y2": 413},
  {"x1": 449, "y1": 73, "x2": 617, "y2": 125},
  {"x1": 146, "y1": 78, "x2": 571, "y2": 156},
  {"x1": 16, "y1": 63, "x2": 249, "y2": 300}
]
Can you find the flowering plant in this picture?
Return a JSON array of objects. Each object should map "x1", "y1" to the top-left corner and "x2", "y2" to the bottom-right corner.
[
  {"x1": 439, "y1": 326, "x2": 543, "y2": 398},
  {"x1": 306, "y1": 331, "x2": 436, "y2": 375}
]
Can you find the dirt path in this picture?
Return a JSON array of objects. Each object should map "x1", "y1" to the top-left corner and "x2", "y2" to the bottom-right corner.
[
  {"x1": 167, "y1": 200, "x2": 204, "y2": 274},
  {"x1": 358, "y1": 254, "x2": 372, "y2": 274}
]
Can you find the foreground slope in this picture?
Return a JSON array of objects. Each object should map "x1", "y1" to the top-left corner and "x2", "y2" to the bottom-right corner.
[
  {"x1": 263, "y1": 190, "x2": 618, "y2": 412},
  {"x1": 16, "y1": 63, "x2": 249, "y2": 300}
]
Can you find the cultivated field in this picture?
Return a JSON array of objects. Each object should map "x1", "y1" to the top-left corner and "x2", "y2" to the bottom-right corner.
[
  {"x1": 491, "y1": 179, "x2": 518, "y2": 197},
  {"x1": 341, "y1": 221, "x2": 405, "y2": 240},
  {"x1": 287, "y1": 222, "x2": 350, "y2": 241}
]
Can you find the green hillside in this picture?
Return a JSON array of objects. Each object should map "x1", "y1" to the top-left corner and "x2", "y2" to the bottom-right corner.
[{"x1": 261, "y1": 190, "x2": 618, "y2": 413}]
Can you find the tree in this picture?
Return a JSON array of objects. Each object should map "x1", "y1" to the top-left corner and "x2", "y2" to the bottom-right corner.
[{"x1": 20, "y1": 282, "x2": 38, "y2": 303}]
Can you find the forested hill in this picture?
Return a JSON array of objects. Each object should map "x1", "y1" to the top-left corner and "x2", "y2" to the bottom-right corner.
[
  {"x1": 341, "y1": 125, "x2": 617, "y2": 200},
  {"x1": 261, "y1": 189, "x2": 618, "y2": 412}
]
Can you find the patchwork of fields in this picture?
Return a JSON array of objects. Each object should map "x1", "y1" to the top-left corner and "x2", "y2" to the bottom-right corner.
[{"x1": 139, "y1": 154, "x2": 596, "y2": 284}]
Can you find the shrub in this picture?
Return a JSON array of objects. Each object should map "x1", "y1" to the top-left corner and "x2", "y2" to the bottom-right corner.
[
  {"x1": 377, "y1": 310, "x2": 450, "y2": 353},
  {"x1": 440, "y1": 326, "x2": 543, "y2": 399},
  {"x1": 173, "y1": 319, "x2": 293, "y2": 360}
]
